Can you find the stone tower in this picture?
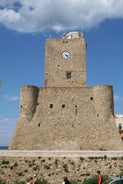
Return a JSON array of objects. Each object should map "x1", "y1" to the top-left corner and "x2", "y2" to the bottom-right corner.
[
  {"x1": 45, "y1": 32, "x2": 86, "y2": 87},
  {"x1": 9, "y1": 32, "x2": 123, "y2": 150}
]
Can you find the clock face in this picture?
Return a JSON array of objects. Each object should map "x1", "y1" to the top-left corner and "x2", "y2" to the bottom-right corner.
[{"x1": 61, "y1": 51, "x2": 71, "y2": 59}]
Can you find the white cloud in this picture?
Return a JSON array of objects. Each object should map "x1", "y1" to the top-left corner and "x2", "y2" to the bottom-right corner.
[
  {"x1": 0, "y1": 117, "x2": 17, "y2": 124},
  {"x1": 0, "y1": 0, "x2": 123, "y2": 33},
  {"x1": 8, "y1": 96, "x2": 20, "y2": 101},
  {"x1": 114, "y1": 95, "x2": 123, "y2": 102},
  {"x1": 3, "y1": 95, "x2": 19, "y2": 101},
  {"x1": 0, "y1": 117, "x2": 17, "y2": 145}
]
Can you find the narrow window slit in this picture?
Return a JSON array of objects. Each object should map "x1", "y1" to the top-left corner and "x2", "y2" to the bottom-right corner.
[{"x1": 75, "y1": 105, "x2": 77, "y2": 115}]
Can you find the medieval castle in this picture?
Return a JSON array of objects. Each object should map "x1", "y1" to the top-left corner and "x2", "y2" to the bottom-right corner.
[{"x1": 9, "y1": 32, "x2": 123, "y2": 150}]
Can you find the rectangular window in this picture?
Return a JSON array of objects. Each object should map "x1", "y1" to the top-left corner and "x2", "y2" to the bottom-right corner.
[
  {"x1": 66, "y1": 72, "x2": 71, "y2": 79},
  {"x1": 50, "y1": 104, "x2": 53, "y2": 108},
  {"x1": 90, "y1": 97, "x2": 93, "y2": 101},
  {"x1": 62, "y1": 104, "x2": 65, "y2": 108},
  {"x1": 118, "y1": 123, "x2": 122, "y2": 130}
]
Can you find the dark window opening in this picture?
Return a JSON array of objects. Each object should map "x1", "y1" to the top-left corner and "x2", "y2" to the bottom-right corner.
[
  {"x1": 66, "y1": 72, "x2": 71, "y2": 79},
  {"x1": 97, "y1": 113, "x2": 99, "y2": 117},
  {"x1": 75, "y1": 105, "x2": 77, "y2": 115},
  {"x1": 50, "y1": 104, "x2": 53, "y2": 108},
  {"x1": 90, "y1": 97, "x2": 93, "y2": 101},
  {"x1": 20, "y1": 105, "x2": 22, "y2": 108},
  {"x1": 37, "y1": 103, "x2": 39, "y2": 105},
  {"x1": 63, "y1": 40, "x2": 68, "y2": 43},
  {"x1": 118, "y1": 123, "x2": 122, "y2": 131},
  {"x1": 38, "y1": 123, "x2": 40, "y2": 127},
  {"x1": 62, "y1": 104, "x2": 65, "y2": 108}
]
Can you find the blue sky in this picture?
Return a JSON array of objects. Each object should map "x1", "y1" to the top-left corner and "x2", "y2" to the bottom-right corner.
[{"x1": 0, "y1": 0, "x2": 123, "y2": 146}]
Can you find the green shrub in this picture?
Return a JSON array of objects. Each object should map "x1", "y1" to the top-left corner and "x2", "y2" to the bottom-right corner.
[
  {"x1": 70, "y1": 179, "x2": 79, "y2": 184},
  {"x1": 54, "y1": 159, "x2": 58, "y2": 166},
  {"x1": 38, "y1": 178, "x2": 49, "y2": 184},
  {"x1": 14, "y1": 162, "x2": 18, "y2": 167},
  {"x1": 80, "y1": 157, "x2": 85, "y2": 161},
  {"x1": 1, "y1": 160, "x2": 9, "y2": 165},
  {"x1": 15, "y1": 181, "x2": 25, "y2": 184},
  {"x1": 103, "y1": 155, "x2": 107, "y2": 160},
  {"x1": 83, "y1": 175, "x2": 109, "y2": 184},
  {"x1": 80, "y1": 173, "x2": 90, "y2": 177},
  {"x1": 119, "y1": 171, "x2": 123, "y2": 176},
  {"x1": 33, "y1": 166, "x2": 39, "y2": 170},
  {"x1": 0, "y1": 178, "x2": 6, "y2": 184},
  {"x1": 83, "y1": 175, "x2": 97, "y2": 184},
  {"x1": 70, "y1": 161, "x2": 75, "y2": 166},
  {"x1": 63, "y1": 164, "x2": 68, "y2": 172},
  {"x1": 16, "y1": 172, "x2": 23, "y2": 177},
  {"x1": 44, "y1": 164, "x2": 50, "y2": 170}
]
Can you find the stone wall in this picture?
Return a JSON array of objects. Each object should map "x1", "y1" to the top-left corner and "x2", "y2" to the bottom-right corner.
[
  {"x1": 1, "y1": 152, "x2": 123, "y2": 184},
  {"x1": 9, "y1": 85, "x2": 123, "y2": 150}
]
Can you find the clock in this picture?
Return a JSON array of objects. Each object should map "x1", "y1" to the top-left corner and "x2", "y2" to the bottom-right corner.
[{"x1": 61, "y1": 51, "x2": 71, "y2": 59}]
